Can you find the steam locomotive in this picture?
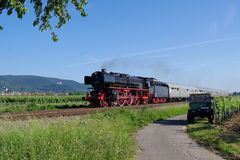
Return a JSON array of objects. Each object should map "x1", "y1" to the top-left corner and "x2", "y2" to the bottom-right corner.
[{"x1": 84, "y1": 69, "x2": 226, "y2": 107}]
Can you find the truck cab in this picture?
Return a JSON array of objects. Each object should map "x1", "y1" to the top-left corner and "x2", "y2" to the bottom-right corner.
[{"x1": 187, "y1": 93, "x2": 214, "y2": 123}]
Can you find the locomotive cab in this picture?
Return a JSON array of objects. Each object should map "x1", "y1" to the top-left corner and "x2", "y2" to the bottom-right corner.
[{"x1": 146, "y1": 79, "x2": 169, "y2": 103}]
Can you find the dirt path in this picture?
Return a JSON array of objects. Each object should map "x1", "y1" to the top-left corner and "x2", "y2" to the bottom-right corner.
[{"x1": 136, "y1": 115, "x2": 224, "y2": 160}]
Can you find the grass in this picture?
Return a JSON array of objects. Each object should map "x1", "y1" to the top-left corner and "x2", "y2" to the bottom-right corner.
[
  {"x1": 0, "y1": 95, "x2": 88, "y2": 113},
  {"x1": 187, "y1": 119, "x2": 240, "y2": 160},
  {"x1": 0, "y1": 104, "x2": 188, "y2": 160},
  {"x1": 0, "y1": 102, "x2": 88, "y2": 113},
  {"x1": 0, "y1": 95, "x2": 85, "y2": 104}
]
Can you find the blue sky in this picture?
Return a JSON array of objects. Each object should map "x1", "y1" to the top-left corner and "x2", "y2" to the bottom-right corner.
[{"x1": 0, "y1": 0, "x2": 240, "y2": 92}]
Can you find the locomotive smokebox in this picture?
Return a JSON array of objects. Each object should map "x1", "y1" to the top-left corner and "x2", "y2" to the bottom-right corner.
[{"x1": 84, "y1": 76, "x2": 92, "y2": 85}]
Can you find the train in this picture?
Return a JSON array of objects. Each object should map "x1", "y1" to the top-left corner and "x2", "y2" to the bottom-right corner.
[{"x1": 83, "y1": 69, "x2": 227, "y2": 107}]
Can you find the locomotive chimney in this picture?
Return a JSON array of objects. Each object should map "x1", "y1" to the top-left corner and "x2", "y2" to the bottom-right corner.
[{"x1": 101, "y1": 69, "x2": 106, "y2": 73}]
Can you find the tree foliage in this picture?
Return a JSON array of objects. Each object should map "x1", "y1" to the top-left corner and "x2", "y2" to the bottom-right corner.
[{"x1": 0, "y1": 0, "x2": 88, "y2": 42}]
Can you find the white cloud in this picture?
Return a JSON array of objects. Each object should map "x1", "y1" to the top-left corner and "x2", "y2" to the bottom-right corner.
[
  {"x1": 148, "y1": 53, "x2": 177, "y2": 58},
  {"x1": 66, "y1": 37, "x2": 240, "y2": 67},
  {"x1": 225, "y1": 4, "x2": 237, "y2": 26},
  {"x1": 209, "y1": 21, "x2": 218, "y2": 37}
]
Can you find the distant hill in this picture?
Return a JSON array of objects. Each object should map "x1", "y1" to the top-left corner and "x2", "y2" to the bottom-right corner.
[
  {"x1": 232, "y1": 92, "x2": 240, "y2": 96},
  {"x1": 0, "y1": 75, "x2": 89, "y2": 93}
]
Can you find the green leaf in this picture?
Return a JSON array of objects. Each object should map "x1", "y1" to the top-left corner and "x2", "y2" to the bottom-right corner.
[
  {"x1": 7, "y1": 9, "x2": 13, "y2": 15},
  {"x1": 81, "y1": 11, "x2": 88, "y2": 17},
  {"x1": 33, "y1": 19, "x2": 39, "y2": 26},
  {"x1": 51, "y1": 32, "x2": 59, "y2": 42}
]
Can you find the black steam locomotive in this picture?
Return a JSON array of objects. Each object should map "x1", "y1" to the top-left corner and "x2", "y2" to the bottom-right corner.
[{"x1": 84, "y1": 69, "x2": 169, "y2": 107}]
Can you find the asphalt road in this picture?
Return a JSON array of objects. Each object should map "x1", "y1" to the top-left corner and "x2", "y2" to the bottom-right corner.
[{"x1": 136, "y1": 115, "x2": 224, "y2": 160}]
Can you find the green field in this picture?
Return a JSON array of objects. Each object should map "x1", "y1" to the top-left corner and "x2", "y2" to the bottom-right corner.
[
  {"x1": 0, "y1": 95, "x2": 87, "y2": 113},
  {"x1": 0, "y1": 104, "x2": 188, "y2": 160},
  {"x1": 0, "y1": 95, "x2": 85, "y2": 104}
]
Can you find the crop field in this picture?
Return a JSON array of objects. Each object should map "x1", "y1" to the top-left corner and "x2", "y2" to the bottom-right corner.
[
  {"x1": 0, "y1": 104, "x2": 188, "y2": 160},
  {"x1": 0, "y1": 95, "x2": 87, "y2": 113},
  {"x1": 0, "y1": 95, "x2": 85, "y2": 104},
  {"x1": 213, "y1": 96, "x2": 240, "y2": 124}
]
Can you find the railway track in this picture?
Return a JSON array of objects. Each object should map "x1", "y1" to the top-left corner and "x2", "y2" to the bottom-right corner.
[{"x1": 0, "y1": 102, "x2": 188, "y2": 120}]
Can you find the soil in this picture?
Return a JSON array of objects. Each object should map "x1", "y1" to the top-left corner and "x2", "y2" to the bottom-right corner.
[{"x1": 223, "y1": 113, "x2": 240, "y2": 133}]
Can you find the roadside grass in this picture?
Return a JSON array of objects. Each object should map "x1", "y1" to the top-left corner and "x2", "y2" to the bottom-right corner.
[
  {"x1": 0, "y1": 104, "x2": 188, "y2": 160},
  {"x1": 187, "y1": 119, "x2": 240, "y2": 160}
]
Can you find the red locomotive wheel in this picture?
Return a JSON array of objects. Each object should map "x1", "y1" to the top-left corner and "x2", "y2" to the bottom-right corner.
[
  {"x1": 133, "y1": 97, "x2": 140, "y2": 105},
  {"x1": 143, "y1": 100, "x2": 148, "y2": 105},
  {"x1": 117, "y1": 94, "x2": 126, "y2": 107},
  {"x1": 117, "y1": 98, "x2": 125, "y2": 107},
  {"x1": 152, "y1": 98, "x2": 156, "y2": 104},
  {"x1": 126, "y1": 97, "x2": 133, "y2": 106},
  {"x1": 100, "y1": 100, "x2": 108, "y2": 107},
  {"x1": 112, "y1": 101, "x2": 118, "y2": 107},
  {"x1": 163, "y1": 98, "x2": 167, "y2": 103}
]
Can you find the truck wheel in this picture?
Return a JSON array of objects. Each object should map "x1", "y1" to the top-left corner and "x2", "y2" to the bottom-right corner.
[
  {"x1": 187, "y1": 111, "x2": 194, "y2": 124},
  {"x1": 208, "y1": 114, "x2": 214, "y2": 124},
  {"x1": 187, "y1": 109, "x2": 194, "y2": 123},
  {"x1": 208, "y1": 110, "x2": 214, "y2": 124}
]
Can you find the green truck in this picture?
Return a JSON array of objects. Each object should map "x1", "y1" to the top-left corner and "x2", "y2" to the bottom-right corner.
[{"x1": 187, "y1": 93, "x2": 214, "y2": 123}]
